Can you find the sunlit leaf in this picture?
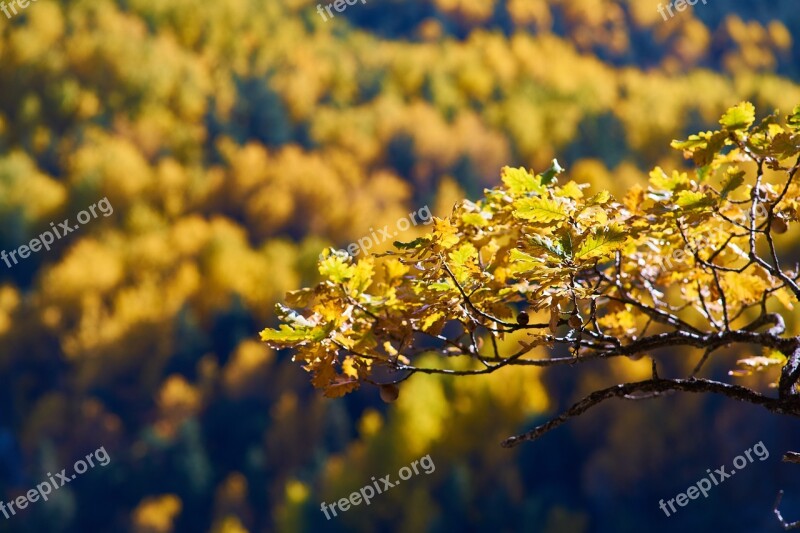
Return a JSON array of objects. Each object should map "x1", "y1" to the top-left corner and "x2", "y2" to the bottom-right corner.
[
  {"x1": 514, "y1": 197, "x2": 569, "y2": 223},
  {"x1": 720, "y1": 102, "x2": 756, "y2": 131},
  {"x1": 501, "y1": 166, "x2": 542, "y2": 195},
  {"x1": 574, "y1": 225, "x2": 627, "y2": 261}
]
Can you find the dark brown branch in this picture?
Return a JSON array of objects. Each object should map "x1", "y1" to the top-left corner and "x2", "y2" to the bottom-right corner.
[
  {"x1": 501, "y1": 377, "x2": 800, "y2": 448},
  {"x1": 780, "y1": 344, "x2": 800, "y2": 399},
  {"x1": 601, "y1": 328, "x2": 794, "y2": 358}
]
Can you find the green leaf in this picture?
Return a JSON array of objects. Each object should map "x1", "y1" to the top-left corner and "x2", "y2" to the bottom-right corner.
[
  {"x1": 788, "y1": 105, "x2": 800, "y2": 132},
  {"x1": 539, "y1": 159, "x2": 564, "y2": 186},
  {"x1": 720, "y1": 102, "x2": 756, "y2": 131},
  {"x1": 514, "y1": 197, "x2": 568, "y2": 223},
  {"x1": 260, "y1": 324, "x2": 324, "y2": 346}
]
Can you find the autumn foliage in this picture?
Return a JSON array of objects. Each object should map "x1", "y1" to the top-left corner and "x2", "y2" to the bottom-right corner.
[
  {"x1": 3, "y1": 0, "x2": 800, "y2": 530},
  {"x1": 264, "y1": 102, "x2": 800, "y2": 446}
]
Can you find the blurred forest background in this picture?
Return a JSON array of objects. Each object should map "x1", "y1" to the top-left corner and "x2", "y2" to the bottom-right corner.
[{"x1": 1, "y1": 0, "x2": 800, "y2": 531}]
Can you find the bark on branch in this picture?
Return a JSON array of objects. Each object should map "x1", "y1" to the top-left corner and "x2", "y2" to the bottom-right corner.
[{"x1": 501, "y1": 377, "x2": 800, "y2": 448}]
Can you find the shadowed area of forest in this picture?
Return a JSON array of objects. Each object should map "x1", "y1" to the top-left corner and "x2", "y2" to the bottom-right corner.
[{"x1": 1, "y1": 1, "x2": 800, "y2": 531}]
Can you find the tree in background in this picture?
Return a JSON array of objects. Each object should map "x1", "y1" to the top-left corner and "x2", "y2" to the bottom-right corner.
[{"x1": 3, "y1": 1, "x2": 800, "y2": 529}]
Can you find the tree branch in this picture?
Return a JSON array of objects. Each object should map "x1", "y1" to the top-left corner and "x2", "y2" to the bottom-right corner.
[{"x1": 501, "y1": 377, "x2": 800, "y2": 448}]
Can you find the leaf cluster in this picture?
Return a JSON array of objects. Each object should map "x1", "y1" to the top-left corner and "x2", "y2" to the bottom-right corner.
[{"x1": 264, "y1": 103, "x2": 800, "y2": 407}]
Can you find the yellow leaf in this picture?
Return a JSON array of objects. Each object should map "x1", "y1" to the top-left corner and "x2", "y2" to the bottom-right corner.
[
  {"x1": 676, "y1": 190, "x2": 714, "y2": 209},
  {"x1": 421, "y1": 311, "x2": 445, "y2": 331},
  {"x1": 736, "y1": 356, "x2": 780, "y2": 368},
  {"x1": 721, "y1": 272, "x2": 766, "y2": 306},
  {"x1": 514, "y1": 197, "x2": 568, "y2": 223},
  {"x1": 501, "y1": 166, "x2": 542, "y2": 195},
  {"x1": 587, "y1": 190, "x2": 611, "y2": 205},
  {"x1": 576, "y1": 205, "x2": 608, "y2": 226},
  {"x1": 461, "y1": 212, "x2": 488, "y2": 227},
  {"x1": 574, "y1": 226, "x2": 627, "y2": 261},
  {"x1": 383, "y1": 258, "x2": 409, "y2": 280},
  {"x1": 348, "y1": 257, "x2": 374, "y2": 294},
  {"x1": 449, "y1": 243, "x2": 479, "y2": 284},
  {"x1": 342, "y1": 356, "x2": 360, "y2": 378},
  {"x1": 720, "y1": 101, "x2": 756, "y2": 131},
  {"x1": 449, "y1": 242, "x2": 478, "y2": 266},
  {"x1": 433, "y1": 218, "x2": 460, "y2": 249},
  {"x1": 319, "y1": 253, "x2": 356, "y2": 282},
  {"x1": 733, "y1": 353, "x2": 784, "y2": 377},
  {"x1": 383, "y1": 341, "x2": 398, "y2": 357},
  {"x1": 649, "y1": 167, "x2": 689, "y2": 191},
  {"x1": 623, "y1": 184, "x2": 645, "y2": 212},
  {"x1": 558, "y1": 180, "x2": 584, "y2": 199},
  {"x1": 508, "y1": 248, "x2": 542, "y2": 275},
  {"x1": 548, "y1": 304, "x2": 559, "y2": 333},
  {"x1": 260, "y1": 324, "x2": 316, "y2": 345},
  {"x1": 311, "y1": 358, "x2": 337, "y2": 388}
]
